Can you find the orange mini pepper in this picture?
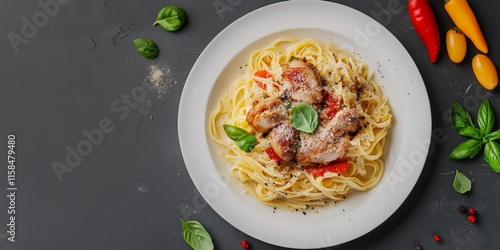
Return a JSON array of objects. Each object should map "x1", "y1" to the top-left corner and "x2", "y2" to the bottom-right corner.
[{"x1": 444, "y1": 0, "x2": 488, "y2": 54}]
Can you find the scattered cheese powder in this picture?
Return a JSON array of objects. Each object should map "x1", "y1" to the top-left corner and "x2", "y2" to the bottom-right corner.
[{"x1": 148, "y1": 64, "x2": 177, "y2": 96}]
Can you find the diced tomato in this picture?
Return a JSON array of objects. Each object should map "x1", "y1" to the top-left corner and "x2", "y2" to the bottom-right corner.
[
  {"x1": 255, "y1": 81, "x2": 267, "y2": 90},
  {"x1": 254, "y1": 69, "x2": 271, "y2": 78},
  {"x1": 323, "y1": 92, "x2": 338, "y2": 119},
  {"x1": 254, "y1": 70, "x2": 272, "y2": 90},
  {"x1": 306, "y1": 160, "x2": 349, "y2": 177},
  {"x1": 265, "y1": 146, "x2": 281, "y2": 162},
  {"x1": 326, "y1": 107, "x2": 337, "y2": 118}
]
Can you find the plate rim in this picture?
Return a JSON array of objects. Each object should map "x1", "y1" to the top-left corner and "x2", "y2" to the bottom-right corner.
[{"x1": 178, "y1": 1, "x2": 432, "y2": 248}]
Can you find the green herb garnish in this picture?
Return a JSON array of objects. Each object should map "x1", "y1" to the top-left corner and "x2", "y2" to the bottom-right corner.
[
  {"x1": 450, "y1": 99, "x2": 500, "y2": 172},
  {"x1": 132, "y1": 38, "x2": 159, "y2": 59},
  {"x1": 223, "y1": 124, "x2": 257, "y2": 152},
  {"x1": 450, "y1": 102, "x2": 482, "y2": 139},
  {"x1": 153, "y1": 6, "x2": 186, "y2": 31},
  {"x1": 484, "y1": 141, "x2": 500, "y2": 172},
  {"x1": 290, "y1": 102, "x2": 318, "y2": 133},
  {"x1": 450, "y1": 139, "x2": 482, "y2": 159},
  {"x1": 180, "y1": 219, "x2": 214, "y2": 250},
  {"x1": 453, "y1": 170, "x2": 472, "y2": 194}
]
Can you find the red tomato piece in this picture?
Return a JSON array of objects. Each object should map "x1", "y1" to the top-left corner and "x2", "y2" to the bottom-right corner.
[
  {"x1": 254, "y1": 70, "x2": 272, "y2": 90},
  {"x1": 265, "y1": 146, "x2": 281, "y2": 162},
  {"x1": 306, "y1": 160, "x2": 349, "y2": 177},
  {"x1": 323, "y1": 92, "x2": 338, "y2": 119}
]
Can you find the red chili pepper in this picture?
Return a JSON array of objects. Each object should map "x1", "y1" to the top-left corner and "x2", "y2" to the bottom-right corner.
[
  {"x1": 306, "y1": 160, "x2": 349, "y2": 177},
  {"x1": 408, "y1": 0, "x2": 440, "y2": 63},
  {"x1": 265, "y1": 146, "x2": 281, "y2": 162}
]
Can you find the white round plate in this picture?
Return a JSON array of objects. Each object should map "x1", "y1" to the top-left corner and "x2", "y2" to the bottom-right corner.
[{"x1": 178, "y1": 0, "x2": 431, "y2": 248}]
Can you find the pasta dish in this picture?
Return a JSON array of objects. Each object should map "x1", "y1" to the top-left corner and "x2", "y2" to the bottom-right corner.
[{"x1": 209, "y1": 38, "x2": 392, "y2": 210}]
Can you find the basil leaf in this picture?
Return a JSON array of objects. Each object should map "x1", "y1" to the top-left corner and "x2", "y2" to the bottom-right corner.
[
  {"x1": 478, "y1": 99, "x2": 494, "y2": 135},
  {"x1": 290, "y1": 102, "x2": 318, "y2": 133},
  {"x1": 484, "y1": 141, "x2": 500, "y2": 173},
  {"x1": 485, "y1": 129, "x2": 500, "y2": 142},
  {"x1": 132, "y1": 38, "x2": 159, "y2": 59},
  {"x1": 453, "y1": 170, "x2": 471, "y2": 194},
  {"x1": 236, "y1": 135, "x2": 257, "y2": 152},
  {"x1": 223, "y1": 124, "x2": 257, "y2": 152},
  {"x1": 180, "y1": 219, "x2": 214, "y2": 250},
  {"x1": 450, "y1": 102, "x2": 475, "y2": 132},
  {"x1": 449, "y1": 139, "x2": 482, "y2": 160},
  {"x1": 153, "y1": 6, "x2": 186, "y2": 31},
  {"x1": 289, "y1": 56, "x2": 299, "y2": 62},
  {"x1": 458, "y1": 125, "x2": 483, "y2": 140}
]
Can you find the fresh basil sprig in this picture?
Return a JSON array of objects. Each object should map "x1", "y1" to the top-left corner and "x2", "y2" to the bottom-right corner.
[
  {"x1": 132, "y1": 38, "x2": 159, "y2": 59},
  {"x1": 453, "y1": 170, "x2": 471, "y2": 194},
  {"x1": 484, "y1": 141, "x2": 500, "y2": 173},
  {"x1": 153, "y1": 6, "x2": 186, "y2": 31},
  {"x1": 484, "y1": 129, "x2": 500, "y2": 142},
  {"x1": 450, "y1": 102, "x2": 482, "y2": 139},
  {"x1": 478, "y1": 99, "x2": 494, "y2": 135},
  {"x1": 180, "y1": 219, "x2": 214, "y2": 250},
  {"x1": 450, "y1": 139, "x2": 482, "y2": 159},
  {"x1": 450, "y1": 99, "x2": 500, "y2": 172},
  {"x1": 451, "y1": 101, "x2": 474, "y2": 130},
  {"x1": 223, "y1": 124, "x2": 257, "y2": 152},
  {"x1": 290, "y1": 102, "x2": 318, "y2": 133}
]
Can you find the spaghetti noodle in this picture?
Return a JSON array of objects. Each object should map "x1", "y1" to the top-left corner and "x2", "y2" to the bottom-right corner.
[{"x1": 209, "y1": 39, "x2": 392, "y2": 210}]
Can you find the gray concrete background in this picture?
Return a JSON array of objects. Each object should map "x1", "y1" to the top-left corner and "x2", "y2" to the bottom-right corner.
[{"x1": 0, "y1": 0, "x2": 499, "y2": 249}]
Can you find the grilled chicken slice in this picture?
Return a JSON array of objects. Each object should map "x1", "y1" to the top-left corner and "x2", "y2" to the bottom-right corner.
[
  {"x1": 246, "y1": 98, "x2": 286, "y2": 133},
  {"x1": 281, "y1": 60, "x2": 323, "y2": 104},
  {"x1": 296, "y1": 108, "x2": 360, "y2": 166},
  {"x1": 325, "y1": 107, "x2": 360, "y2": 135},
  {"x1": 268, "y1": 123, "x2": 299, "y2": 162},
  {"x1": 296, "y1": 134, "x2": 351, "y2": 167}
]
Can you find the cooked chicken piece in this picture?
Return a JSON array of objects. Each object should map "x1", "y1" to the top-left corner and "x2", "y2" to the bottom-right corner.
[
  {"x1": 268, "y1": 123, "x2": 299, "y2": 162},
  {"x1": 281, "y1": 60, "x2": 324, "y2": 104},
  {"x1": 326, "y1": 107, "x2": 360, "y2": 134},
  {"x1": 296, "y1": 134, "x2": 351, "y2": 167},
  {"x1": 246, "y1": 98, "x2": 286, "y2": 133},
  {"x1": 296, "y1": 108, "x2": 360, "y2": 166}
]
